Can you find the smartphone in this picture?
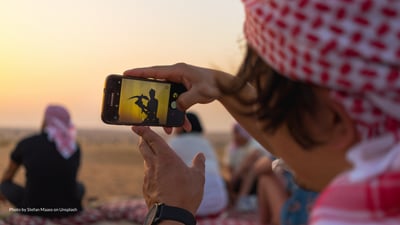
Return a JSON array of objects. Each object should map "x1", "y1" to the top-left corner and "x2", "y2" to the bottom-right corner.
[{"x1": 101, "y1": 74, "x2": 186, "y2": 126}]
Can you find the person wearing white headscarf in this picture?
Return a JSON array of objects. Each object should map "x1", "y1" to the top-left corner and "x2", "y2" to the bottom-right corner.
[{"x1": 0, "y1": 104, "x2": 85, "y2": 218}]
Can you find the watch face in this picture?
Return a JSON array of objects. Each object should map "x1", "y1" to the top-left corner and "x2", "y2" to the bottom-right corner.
[{"x1": 144, "y1": 204, "x2": 158, "y2": 225}]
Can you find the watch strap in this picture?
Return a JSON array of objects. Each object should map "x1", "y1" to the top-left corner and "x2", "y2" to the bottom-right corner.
[{"x1": 155, "y1": 204, "x2": 196, "y2": 225}]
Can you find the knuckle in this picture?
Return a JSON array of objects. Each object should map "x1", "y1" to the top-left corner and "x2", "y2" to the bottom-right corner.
[
  {"x1": 174, "y1": 62, "x2": 188, "y2": 69},
  {"x1": 176, "y1": 99, "x2": 187, "y2": 111},
  {"x1": 138, "y1": 141, "x2": 147, "y2": 149}
]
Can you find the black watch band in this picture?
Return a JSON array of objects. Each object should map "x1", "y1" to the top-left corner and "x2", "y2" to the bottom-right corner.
[{"x1": 144, "y1": 203, "x2": 196, "y2": 225}]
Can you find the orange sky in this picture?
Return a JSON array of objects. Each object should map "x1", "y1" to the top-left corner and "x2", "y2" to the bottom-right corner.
[{"x1": 0, "y1": 0, "x2": 244, "y2": 132}]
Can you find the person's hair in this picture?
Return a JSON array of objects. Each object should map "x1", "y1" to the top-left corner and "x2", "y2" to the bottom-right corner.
[{"x1": 218, "y1": 46, "x2": 320, "y2": 149}]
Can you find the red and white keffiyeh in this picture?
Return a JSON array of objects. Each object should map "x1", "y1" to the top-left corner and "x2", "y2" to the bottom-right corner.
[
  {"x1": 242, "y1": 0, "x2": 400, "y2": 224},
  {"x1": 44, "y1": 105, "x2": 77, "y2": 159}
]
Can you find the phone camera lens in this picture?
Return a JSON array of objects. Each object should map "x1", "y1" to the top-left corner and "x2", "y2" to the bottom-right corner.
[{"x1": 170, "y1": 101, "x2": 177, "y2": 109}]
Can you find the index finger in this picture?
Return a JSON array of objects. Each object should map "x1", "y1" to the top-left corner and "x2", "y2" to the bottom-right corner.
[
  {"x1": 131, "y1": 126, "x2": 173, "y2": 156},
  {"x1": 123, "y1": 63, "x2": 189, "y2": 85}
]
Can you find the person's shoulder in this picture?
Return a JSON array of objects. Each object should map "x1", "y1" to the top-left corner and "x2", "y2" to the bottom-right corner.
[
  {"x1": 176, "y1": 133, "x2": 204, "y2": 140},
  {"x1": 171, "y1": 133, "x2": 208, "y2": 144},
  {"x1": 18, "y1": 132, "x2": 44, "y2": 144},
  {"x1": 13, "y1": 133, "x2": 45, "y2": 152}
]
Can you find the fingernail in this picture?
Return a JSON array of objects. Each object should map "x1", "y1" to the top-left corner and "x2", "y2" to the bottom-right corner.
[{"x1": 199, "y1": 153, "x2": 206, "y2": 162}]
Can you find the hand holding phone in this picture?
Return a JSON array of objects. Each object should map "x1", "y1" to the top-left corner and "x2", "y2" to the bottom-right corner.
[{"x1": 101, "y1": 75, "x2": 186, "y2": 127}]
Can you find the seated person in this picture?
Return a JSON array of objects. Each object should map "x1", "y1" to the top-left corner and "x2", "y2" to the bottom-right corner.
[
  {"x1": 256, "y1": 158, "x2": 318, "y2": 225},
  {"x1": 224, "y1": 123, "x2": 272, "y2": 211},
  {"x1": 168, "y1": 112, "x2": 228, "y2": 217},
  {"x1": 0, "y1": 104, "x2": 85, "y2": 218}
]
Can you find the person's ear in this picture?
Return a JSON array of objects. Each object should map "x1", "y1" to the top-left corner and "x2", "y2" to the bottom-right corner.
[
  {"x1": 322, "y1": 94, "x2": 360, "y2": 152},
  {"x1": 305, "y1": 87, "x2": 359, "y2": 152}
]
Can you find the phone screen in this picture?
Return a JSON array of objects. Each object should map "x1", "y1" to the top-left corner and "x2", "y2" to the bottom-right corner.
[
  {"x1": 102, "y1": 75, "x2": 185, "y2": 126},
  {"x1": 119, "y1": 78, "x2": 172, "y2": 125}
]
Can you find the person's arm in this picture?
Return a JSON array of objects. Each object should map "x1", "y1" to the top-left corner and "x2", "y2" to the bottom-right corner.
[
  {"x1": 1, "y1": 160, "x2": 20, "y2": 182},
  {"x1": 123, "y1": 64, "x2": 266, "y2": 145},
  {"x1": 123, "y1": 63, "x2": 269, "y2": 216},
  {"x1": 0, "y1": 160, "x2": 20, "y2": 201}
]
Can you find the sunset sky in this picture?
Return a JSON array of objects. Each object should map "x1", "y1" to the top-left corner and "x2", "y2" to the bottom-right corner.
[{"x1": 0, "y1": 0, "x2": 246, "y2": 132}]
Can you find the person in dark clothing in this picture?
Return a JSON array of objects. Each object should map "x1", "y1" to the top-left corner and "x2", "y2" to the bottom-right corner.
[{"x1": 0, "y1": 104, "x2": 85, "y2": 218}]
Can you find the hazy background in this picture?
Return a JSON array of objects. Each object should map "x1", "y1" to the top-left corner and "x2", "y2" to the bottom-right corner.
[{"x1": 0, "y1": 0, "x2": 246, "y2": 132}]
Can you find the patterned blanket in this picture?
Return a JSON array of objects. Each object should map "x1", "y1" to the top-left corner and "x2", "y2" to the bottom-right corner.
[{"x1": 1, "y1": 199, "x2": 259, "y2": 225}]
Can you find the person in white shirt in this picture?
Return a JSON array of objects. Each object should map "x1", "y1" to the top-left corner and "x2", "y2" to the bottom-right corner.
[{"x1": 168, "y1": 112, "x2": 228, "y2": 217}]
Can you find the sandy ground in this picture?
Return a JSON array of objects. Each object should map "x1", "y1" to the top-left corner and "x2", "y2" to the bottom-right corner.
[{"x1": 0, "y1": 128, "x2": 231, "y2": 223}]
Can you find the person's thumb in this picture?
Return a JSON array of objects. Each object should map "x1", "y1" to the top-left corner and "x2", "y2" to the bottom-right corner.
[{"x1": 176, "y1": 91, "x2": 196, "y2": 111}]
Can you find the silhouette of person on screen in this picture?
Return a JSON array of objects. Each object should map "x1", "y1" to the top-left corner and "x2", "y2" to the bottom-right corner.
[
  {"x1": 128, "y1": 88, "x2": 159, "y2": 124},
  {"x1": 144, "y1": 88, "x2": 159, "y2": 123}
]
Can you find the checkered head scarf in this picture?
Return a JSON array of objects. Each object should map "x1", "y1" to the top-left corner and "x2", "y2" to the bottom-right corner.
[
  {"x1": 242, "y1": 1, "x2": 400, "y2": 223},
  {"x1": 44, "y1": 105, "x2": 77, "y2": 159},
  {"x1": 242, "y1": 0, "x2": 400, "y2": 140}
]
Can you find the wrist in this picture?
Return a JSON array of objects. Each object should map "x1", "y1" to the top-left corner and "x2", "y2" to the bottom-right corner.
[
  {"x1": 213, "y1": 71, "x2": 235, "y2": 100},
  {"x1": 144, "y1": 203, "x2": 196, "y2": 225}
]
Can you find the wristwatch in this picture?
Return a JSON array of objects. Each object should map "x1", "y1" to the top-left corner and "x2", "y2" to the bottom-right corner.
[{"x1": 143, "y1": 203, "x2": 196, "y2": 225}]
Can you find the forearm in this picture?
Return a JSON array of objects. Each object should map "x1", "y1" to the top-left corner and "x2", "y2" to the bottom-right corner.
[
  {"x1": 2, "y1": 170, "x2": 15, "y2": 182},
  {"x1": 216, "y1": 79, "x2": 271, "y2": 151},
  {"x1": 1, "y1": 161, "x2": 19, "y2": 182}
]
